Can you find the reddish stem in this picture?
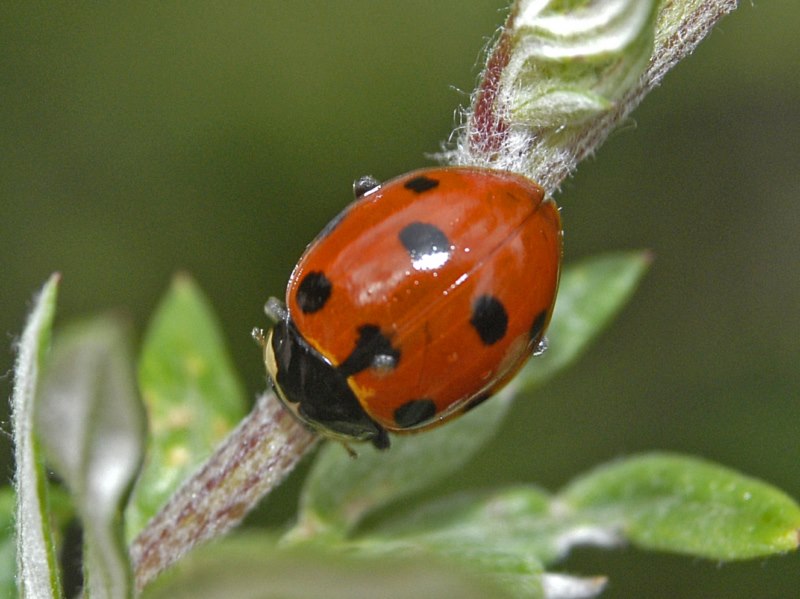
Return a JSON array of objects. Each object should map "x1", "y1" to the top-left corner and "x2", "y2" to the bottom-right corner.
[
  {"x1": 468, "y1": 7, "x2": 518, "y2": 157},
  {"x1": 130, "y1": 393, "x2": 318, "y2": 591}
]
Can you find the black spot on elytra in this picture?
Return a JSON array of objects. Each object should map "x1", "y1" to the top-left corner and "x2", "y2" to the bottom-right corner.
[
  {"x1": 463, "y1": 392, "x2": 493, "y2": 413},
  {"x1": 394, "y1": 398, "x2": 437, "y2": 428},
  {"x1": 529, "y1": 310, "x2": 548, "y2": 342},
  {"x1": 353, "y1": 175, "x2": 381, "y2": 198},
  {"x1": 404, "y1": 175, "x2": 439, "y2": 194},
  {"x1": 296, "y1": 271, "x2": 332, "y2": 314},
  {"x1": 338, "y1": 324, "x2": 401, "y2": 377},
  {"x1": 399, "y1": 222, "x2": 451, "y2": 269},
  {"x1": 470, "y1": 295, "x2": 508, "y2": 345}
]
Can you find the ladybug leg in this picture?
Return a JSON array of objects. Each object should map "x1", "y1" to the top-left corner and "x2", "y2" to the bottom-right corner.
[
  {"x1": 353, "y1": 175, "x2": 381, "y2": 198},
  {"x1": 264, "y1": 297, "x2": 288, "y2": 322},
  {"x1": 370, "y1": 428, "x2": 391, "y2": 451},
  {"x1": 340, "y1": 441, "x2": 359, "y2": 459},
  {"x1": 251, "y1": 327, "x2": 267, "y2": 348}
]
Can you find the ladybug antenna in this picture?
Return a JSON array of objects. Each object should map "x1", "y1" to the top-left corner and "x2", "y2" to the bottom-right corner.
[{"x1": 264, "y1": 297, "x2": 288, "y2": 323}]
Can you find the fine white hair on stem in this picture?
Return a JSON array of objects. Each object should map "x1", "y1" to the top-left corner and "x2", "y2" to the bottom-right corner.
[
  {"x1": 130, "y1": 392, "x2": 318, "y2": 591},
  {"x1": 440, "y1": 0, "x2": 737, "y2": 196}
]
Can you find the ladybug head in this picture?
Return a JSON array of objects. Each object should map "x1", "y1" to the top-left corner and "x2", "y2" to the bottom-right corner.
[{"x1": 255, "y1": 298, "x2": 390, "y2": 450}]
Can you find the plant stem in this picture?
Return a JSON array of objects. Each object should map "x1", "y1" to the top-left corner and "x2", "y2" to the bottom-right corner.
[
  {"x1": 454, "y1": 0, "x2": 738, "y2": 194},
  {"x1": 130, "y1": 392, "x2": 317, "y2": 591}
]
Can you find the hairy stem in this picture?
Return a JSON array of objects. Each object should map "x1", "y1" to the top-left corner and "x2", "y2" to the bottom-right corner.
[
  {"x1": 452, "y1": 0, "x2": 739, "y2": 194},
  {"x1": 130, "y1": 392, "x2": 317, "y2": 591}
]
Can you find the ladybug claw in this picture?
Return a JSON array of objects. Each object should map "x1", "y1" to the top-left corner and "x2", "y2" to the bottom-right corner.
[
  {"x1": 353, "y1": 175, "x2": 381, "y2": 198},
  {"x1": 341, "y1": 441, "x2": 359, "y2": 459},
  {"x1": 251, "y1": 327, "x2": 267, "y2": 346}
]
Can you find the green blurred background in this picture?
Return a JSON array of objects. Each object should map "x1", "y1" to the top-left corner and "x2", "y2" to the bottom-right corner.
[{"x1": 1, "y1": 2, "x2": 797, "y2": 597}]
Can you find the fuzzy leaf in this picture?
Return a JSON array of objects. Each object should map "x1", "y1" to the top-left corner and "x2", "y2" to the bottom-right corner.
[
  {"x1": 363, "y1": 487, "x2": 613, "y2": 598},
  {"x1": 363, "y1": 488, "x2": 550, "y2": 598},
  {"x1": 0, "y1": 487, "x2": 75, "y2": 599},
  {"x1": 37, "y1": 315, "x2": 145, "y2": 599},
  {"x1": 126, "y1": 274, "x2": 247, "y2": 540},
  {"x1": 289, "y1": 389, "x2": 516, "y2": 542},
  {"x1": 505, "y1": 0, "x2": 658, "y2": 128},
  {"x1": 562, "y1": 453, "x2": 800, "y2": 559},
  {"x1": 11, "y1": 274, "x2": 62, "y2": 599},
  {"x1": 0, "y1": 488, "x2": 19, "y2": 599},
  {"x1": 141, "y1": 535, "x2": 513, "y2": 599},
  {"x1": 357, "y1": 456, "x2": 799, "y2": 595},
  {"x1": 450, "y1": 0, "x2": 660, "y2": 182},
  {"x1": 367, "y1": 487, "x2": 560, "y2": 561},
  {"x1": 291, "y1": 252, "x2": 649, "y2": 540}
]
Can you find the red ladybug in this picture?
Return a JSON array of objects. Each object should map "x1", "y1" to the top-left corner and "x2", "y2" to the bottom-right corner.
[{"x1": 255, "y1": 167, "x2": 562, "y2": 450}]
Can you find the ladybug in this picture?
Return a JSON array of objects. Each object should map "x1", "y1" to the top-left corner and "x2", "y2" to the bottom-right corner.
[{"x1": 254, "y1": 167, "x2": 562, "y2": 450}]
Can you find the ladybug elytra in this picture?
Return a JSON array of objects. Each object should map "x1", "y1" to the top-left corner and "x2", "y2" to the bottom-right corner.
[{"x1": 255, "y1": 167, "x2": 562, "y2": 450}]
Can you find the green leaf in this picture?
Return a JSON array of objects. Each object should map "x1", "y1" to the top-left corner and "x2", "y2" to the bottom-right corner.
[
  {"x1": 290, "y1": 391, "x2": 515, "y2": 542},
  {"x1": 126, "y1": 274, "x2": 247, "y2": 540},
  {"x1": 11, "y1": 274, "x2": 62, "y2": 599},
  {"x1": 505, "y1": 0, "x2": 658, "y2": 129},
  {"x1": 0, "y1": 486, "x2": 75, "y2": 599},
  {"x1": 518, "y1": 251, "x2": 650, "y2": 390},
  {"x1": 37, "y1": 315, "x2": 146, "y2": 599},
  {"x1": 290, "y1": 252, "x2": 649, "y2": 541},
  {"x1": 562, "y1": 453, "x2": 800, "y2": 559},
  {"x1": 449, "y1": 0, "x2": 661, "y2": 182},
  {"x1": 356, "y1": 456, "x2": 798, "y2": 595},
  {"x1": 141, "y1": 534, "x2": 514, "y2": 599},
  {"x1": 361, "y1": 488, "x2": 550, "y2": 598},
  {"x1": 367, "y1": 487, "x2": 554, "y2": 559},
  {"x1": 653, "y1": 0, "x2": 721, "y2": 52},
  {"x1": 0, "y1": 487, "x2": 19, "y2": 599},
  {"x1": 361, "y1": 487, "x2": 609, "y2": 598}
]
